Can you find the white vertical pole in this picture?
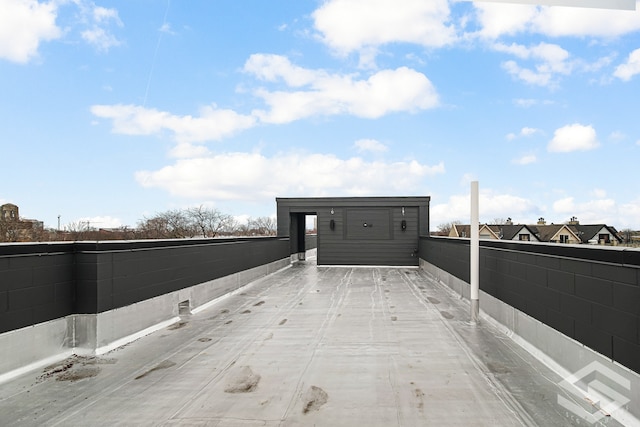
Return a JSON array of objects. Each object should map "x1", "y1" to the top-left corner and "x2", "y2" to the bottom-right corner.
[{"x1": 470, "y1": 181, "x2": 480, "y2": 324}]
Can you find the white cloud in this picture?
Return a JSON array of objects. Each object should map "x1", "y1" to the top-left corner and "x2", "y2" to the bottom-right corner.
[
  {"x1": 312, "y1": 0, "x2": 456, "y2": 60},
  {"x1": 168, "y1": 142, "x2": 211, "y2": 159},
  {"x1": 0, "y1": 0, "x2": 61, "y2": 63},
  {"x1": 513, "y1": 98, "x2": 554, "y2": 108},
  {"x1": 614, "y1": 48, "x2": 640, "y2": 81},
  {"x1": 473, "y1": 3, "x2": 538, "y2": 39},
  {"x1": 591, "y1": 188, "x2": 607, "y2": 198},
  {"x1": 548, "y1": 123, "x2": 599, "y2": 152},
  {"x1": 430, "y1": 189, "x2": 539, "y2": 227},
  {"x1": 552, "y1": 196, "x2": 616, "y2": 223},
  {"x1": 94, "y1": 56, "x2": 439, "y2": 141},
  {"x1": 495, "y1": 42, "x2": 572, "y2": 87},
  {"x1": 506, "y1": 126, "x2": 541, "y2": 140},
  {"x1": 90, "y1": 104, "x2": 257, "y2": 143},
  {"x1": 354, "y1": 139, "x2": 388, "y2": 153},
  {"x1": 135, "y1": 151, "x2": 445, "y2": 202},
  {"x1": 81, "y1": 27, "x2": 120, "y2": 51},
  {"x1": 473, "y1": 2, "x2": 640, "y2": 39},
  {"x1": 512, "y1": 154, "x2": 537, "y2": 165},
  {"x1": 76, "y1": 2, "x2": 123, "y2": 51},
  {"x1": 73, "y1": 215, "x2": 122, "y2": 229},
  {"x1": 244, "y1": 55, "x2": 439, "y2": 123},
  {"x1": 608, "y1": 131, "x2": 626, "y2": 142},
  {"x1": 244, "y1": 54, "x2": 321, "y2": 87},
  {"x1": 159, "y1": 23, "x2": 174, "y2": 34},
  {"x1": 532, "y1": 4, "x2": 640, "y2": 37}
]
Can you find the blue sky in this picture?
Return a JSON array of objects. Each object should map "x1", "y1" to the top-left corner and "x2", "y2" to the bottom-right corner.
[{"x1": 1, "y1": 0, "x2": 640, "y2": 231}]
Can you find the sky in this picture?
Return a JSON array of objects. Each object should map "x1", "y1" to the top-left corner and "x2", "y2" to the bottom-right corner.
[{"x1": 1, "y1": 0, "x2": 640, "y2": 231}]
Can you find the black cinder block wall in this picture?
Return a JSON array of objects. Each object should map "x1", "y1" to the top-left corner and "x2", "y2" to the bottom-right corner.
[
  {"x1": 0, "y1": 243, "x2": 76, "y2": 334},
  {"x1": 0, "y1": 238, "x2": 290, "y2": 335},
  {"x1": 420, "y1": 237, "x2": 640, "y2": 375}
]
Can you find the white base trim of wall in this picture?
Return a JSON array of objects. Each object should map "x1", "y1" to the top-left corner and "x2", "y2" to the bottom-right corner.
[
  {"x1": 420, "y1": 259, "x2": 640, "y2": 426},
  {"x1": 0, "y1": 257, "x2": 291, "y2": 384}
]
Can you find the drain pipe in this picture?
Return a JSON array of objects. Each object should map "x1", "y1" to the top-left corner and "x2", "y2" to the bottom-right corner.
[{"x1": 470, "y1": 181, "x2": 480, "y2": 324}]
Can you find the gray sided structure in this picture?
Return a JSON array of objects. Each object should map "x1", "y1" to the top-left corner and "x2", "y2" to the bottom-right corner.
[{"x1": 276, "y1": 197, "x2": 430, "y2": 266}]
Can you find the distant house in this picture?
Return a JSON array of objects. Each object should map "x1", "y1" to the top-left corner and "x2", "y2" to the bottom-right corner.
[
  {"x1": 449, "y1": 217, "x2": 622, "y2": 245},
  {"x1": 449, "y1": 224, "x2": 499, "y2": 239}
]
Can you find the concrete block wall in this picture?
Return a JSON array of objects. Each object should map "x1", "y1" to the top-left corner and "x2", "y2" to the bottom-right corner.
[
  {"x1": 0, "y1": 238, "x2": 292, "y2": 380},
  {"x1": 0, "y1": 238, "x2": 290, "y2": 335},
  {"x1": 0, "y1": 243, "x2": 76, "y2": 335},
  {"x1": 420, "y1": 237, "x2": 640, "y2": 375}
]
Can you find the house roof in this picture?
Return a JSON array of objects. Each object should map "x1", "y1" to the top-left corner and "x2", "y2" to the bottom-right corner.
[
  {"x1": 572, "y1": 224, "x2": 622, "y2": 243},
  {"x1": 450, "y1": 224, "x2": 503, "y2": 239},
  {"x1": 451, "y1": 222, "x2": 621, "y2": 244}
]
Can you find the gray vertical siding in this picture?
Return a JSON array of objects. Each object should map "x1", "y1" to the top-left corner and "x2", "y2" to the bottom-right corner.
[
  {"x1": 420, "y1": 236, "x2": 640, "y2": 375},
  {"x1": 319, "y1": 206, "x2": 419, "y2": 265},
  {"x1": 276, "y1": 197, "x2": 429, "y2": 266}
]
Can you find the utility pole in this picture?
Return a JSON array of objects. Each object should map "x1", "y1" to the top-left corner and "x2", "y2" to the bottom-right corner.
[{"x1": 57, "y1": 215, "x2": 61, "y2": 231}]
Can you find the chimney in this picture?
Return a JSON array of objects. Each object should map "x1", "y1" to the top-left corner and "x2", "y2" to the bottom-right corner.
[
  {"x1": 506, "y1": 217, "x2": 513, "y2": 225},
  {"x1": 537, "y1": 217, "x2": 546, "y2": 225},
  {"x1": 569, "y1": 216, "x2": 579, "y2": 225}
]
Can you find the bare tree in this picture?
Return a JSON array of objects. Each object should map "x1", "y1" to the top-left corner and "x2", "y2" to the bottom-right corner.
[
  {"x1": 247, "y1": 216, "x2": 277, "y2": 236},
  {"x1": 437, "y1": 220, "x2": 461, "y2": 235},
  {"x1": 137, "y1": 209, "x2": 194, "y2": 239},
  {"x1": 187, "y1": 205, "x2": 234, "y2": 238},
  {"x1": 0, "y1": 220, "x2": 19, "y2": 242},
  {"x1": 137, "y1": 206, "x2": 234, "y2": 239},
  {"x1": 64, "y1": 221, "x2": 93, "y2": 240}
]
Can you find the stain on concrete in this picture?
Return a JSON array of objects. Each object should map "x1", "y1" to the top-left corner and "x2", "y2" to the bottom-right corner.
[
  {"x1": 57, "y1": 366, "x2": 101, "y2": 382},
  {"x1": 414, "y1": 387, "x2": 425, "y2": 410},
  {"x1": 38, "y1": 361, "x2": 74, "y2": 382},
  {"x1": 224, "y1": 366, "x2": 261, "y2": 393},
  {"x1": 168, "y1": 321, "x2": 188, "y2": 330},
  {"x1": 302, "y1": 385, "x2": 328, "y2": 414},
  {"x1": 220, "y1": 309, "x2": 230, "y2": 314},
  {"x1": 253, "y1": 301, "x2": 265, "y2": 306},
  {"x1": 427, "y1": 297, "x2": 440, "y2": 304},
  {"x1": 487, "y1": 362, "x2": 511, "y2": 374},
  {"x1": 225, "y1": 320, "x2": 233, "y2": 325},
  {"x1": 198, "y1": 337, "x2": 212, "y2": 342},
  {"x1": 440, "y1": 311, "x2": 454, "y2": 319},
  {"x1": 241, "y1": 309, "x2": 251, "y2": 314},
  {"x1": 279, "y1": 319, "x2": 288, "y2": 325},
  {"x1": 135, "y1": 360, "x2": 176, "y2": 380},
  {"x1": 37, "y1": 356, "x2": 116, "y2": 383},
  {"x1": 391, "y1": 316, "x2": 398, "y2": 321}
]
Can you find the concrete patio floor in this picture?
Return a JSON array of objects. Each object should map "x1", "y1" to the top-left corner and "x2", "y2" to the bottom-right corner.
[{"x1": 0, "y1": 250, "x2": 620, "y2": 426}]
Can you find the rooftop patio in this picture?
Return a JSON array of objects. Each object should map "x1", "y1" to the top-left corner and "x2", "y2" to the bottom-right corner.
[{"x1": 0, "y1": 249, "x2": 624, "y2": 426}]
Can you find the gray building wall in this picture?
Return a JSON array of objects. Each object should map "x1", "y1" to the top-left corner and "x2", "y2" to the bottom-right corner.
[
  {"x1": 277, "y1": 197, "x2": 429, "y2": 266},
  {"x1": 420, "y1": 236, "x2": 640, "y2": 375}
]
